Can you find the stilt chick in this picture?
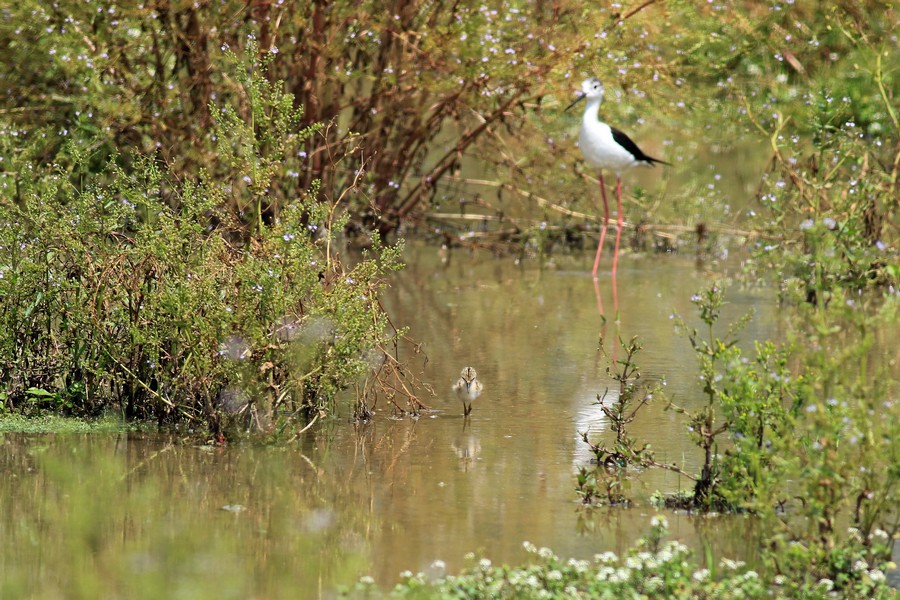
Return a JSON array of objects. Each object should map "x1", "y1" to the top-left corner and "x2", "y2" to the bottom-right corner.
[{"x1": 452, "y1": 367, "x2": 483, "y2": 417}]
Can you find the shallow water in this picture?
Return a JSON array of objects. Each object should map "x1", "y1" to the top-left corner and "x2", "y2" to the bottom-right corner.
[{"x1": 0, "y1": 246, "x2": 781, "y2": 599}]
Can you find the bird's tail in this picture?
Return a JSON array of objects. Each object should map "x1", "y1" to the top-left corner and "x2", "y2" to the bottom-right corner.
[{"x1": 645, "y1": 156, "x2": 671, "y2": 167}]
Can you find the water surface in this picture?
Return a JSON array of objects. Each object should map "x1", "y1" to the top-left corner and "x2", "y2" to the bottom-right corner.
[{"x1": 1, "y1": 246, "x2": 779, "y2": 598}]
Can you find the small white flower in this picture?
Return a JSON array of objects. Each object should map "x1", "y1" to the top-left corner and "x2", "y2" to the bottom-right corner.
[
  {"x1": 692, "y1": 568, "x2": 709, "y2": 582},
  {"x1": 479, "y1": 558, "x2": 492, "y2": 570},
  {"x1": 609, "y1": 567, "x2": 631, "y2": 583},
  {"x1": 567, "y1": 558, "x2": 588, "y2": 573},
  {"x1": 673, "y1": 541, "x2": 690, "y2": 555},
  {"x1": 358, "y1": 575, "x2": 374, "y2": 585},
  {"x1": 720, "y1": 558, "x2": 745, "y2": 570},
  {"x1": 644, "y1": 575, "x2": 663, "y2": 591}
]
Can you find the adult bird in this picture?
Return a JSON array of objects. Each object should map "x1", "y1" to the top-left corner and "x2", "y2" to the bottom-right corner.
[
  {"x1": 566, "y1": 77, "x2": 669, "y2": 278},
  {"x1": 452, "y1": 367, "x2": 483, "y2": 417}
]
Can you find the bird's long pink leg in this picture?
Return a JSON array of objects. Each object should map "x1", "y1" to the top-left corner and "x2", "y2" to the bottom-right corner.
[
  {"x1": 593, "y1": 274, "x2": 605, "y2": 317},
  {"x1": 591, "y1": 173, "x2": 610, "y2": 278},
  {"x1": 612, "y1": 176, "x2": 623, "y2": 279}
]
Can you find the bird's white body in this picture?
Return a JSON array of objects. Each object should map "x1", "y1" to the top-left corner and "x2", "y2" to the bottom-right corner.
[
  {"x1": 453, "y1": 367, "x2": 483, "y2": 416},
  {"x1": 454, "y1": 380, "x2": 482, "y2": 403},
  {"x1": 578, "y1": 103, "x2": 638, "y2": 175},
  {"x1": 575, "y1": 79, "x2": 647, "y2": 175}
]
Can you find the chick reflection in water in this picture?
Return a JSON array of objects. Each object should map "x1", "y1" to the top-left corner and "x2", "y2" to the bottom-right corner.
[
  {"x1": 452, "y1": 367, "x2": 483, "y2": 417},
  {"x1": 451, "y1": 428, "x2": 482, "y2": 471}
]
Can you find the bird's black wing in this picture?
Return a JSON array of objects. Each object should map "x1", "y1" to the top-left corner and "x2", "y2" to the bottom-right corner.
[{"x1": 611, "y1": 127, "x2": 670, "y2": 166}]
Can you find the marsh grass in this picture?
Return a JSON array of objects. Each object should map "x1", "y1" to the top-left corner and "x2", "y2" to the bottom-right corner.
[
  {"x1": 0, "y1": 154, "x2": 408, "y2": 437},
  {"x1": 0, "y1": 412, "x2": 135, "y2": 434}
]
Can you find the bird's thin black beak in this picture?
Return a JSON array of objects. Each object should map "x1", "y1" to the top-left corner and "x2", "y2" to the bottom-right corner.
[{"x1": 565, "y1": 93, "x2": 585, "y2": 112}]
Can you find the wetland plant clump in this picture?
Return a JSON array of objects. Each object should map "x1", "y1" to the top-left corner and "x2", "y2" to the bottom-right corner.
[
  {"x1": 744, "y1": 85, "x2": 899, "y2": 302},
  {"x1": 578, "y1": 282, "x2": 898, "y2": 598},
  {"x1": 346, "y1": 516, "x2": 895, "y2": 599},
  {"x1": 0, "y1": 0, "x2": 574, "y2": 239},
  {"x1": 0, "y1": 48, "x2": 417, "y2": 440},
  {"x1": 0, "y1": 154, "x2": 407, "y2": 439},
  {"x1": 577, "y1": 336, "x2": 667, "y2": 506}
]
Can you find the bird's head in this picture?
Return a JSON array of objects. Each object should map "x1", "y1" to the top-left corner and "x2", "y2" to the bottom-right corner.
[{"x1": 565, "y1": 77, "x2": 604, "y2": 111}]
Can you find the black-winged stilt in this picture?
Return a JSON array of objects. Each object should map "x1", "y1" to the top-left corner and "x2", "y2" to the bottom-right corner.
[{"x1": 566, "y1": 77, "x2": 669, "y2": 278}]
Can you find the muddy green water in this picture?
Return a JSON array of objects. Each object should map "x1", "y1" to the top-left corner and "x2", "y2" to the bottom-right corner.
[{"x1": 1, "y1": 246, "x2": 780, "y2": 599}]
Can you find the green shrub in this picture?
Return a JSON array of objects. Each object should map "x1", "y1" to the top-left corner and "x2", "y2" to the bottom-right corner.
[
  {"x1": 579, "y1": 282, "x2": 897, "y2": 596},
  {"x1": 745, "y1": 98, "x2": 898, "y2": 300},
  {"x1": 0, "y1": 153, "x2": 404, "y2": 436},
  {"x1": 0, "y1": 46, "x2": 410, "y2": 437}
]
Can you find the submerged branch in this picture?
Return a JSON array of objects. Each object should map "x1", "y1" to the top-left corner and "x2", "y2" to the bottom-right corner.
[{"x1": 435, "y1": 176, "x2": 775, "y2": 240}]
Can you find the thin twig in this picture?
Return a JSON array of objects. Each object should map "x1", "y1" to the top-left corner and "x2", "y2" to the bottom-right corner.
[
  {"x1": 286, "y1": 413, "x2": 319, "y2": 443},
  {"x1": 617, "y1": 0, "x2": 660, "y2": 25}
]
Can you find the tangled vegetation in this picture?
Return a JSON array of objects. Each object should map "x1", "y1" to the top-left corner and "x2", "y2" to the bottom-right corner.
[
  {"x1": 1, "y1": 1, "x2": 894, "y2": 247},
  {"x1": 0, "y1": 0, "x2": 896, "y2": 594},
  {"x1": 579, "y1": 283, "x2": 897, "y2": 596},
  {"x1": 0, "y1": 45, "x2": 418, "y2": 438},
  {"x1": 565, "y1": 7, "x2": 897, "y2": 596}
]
